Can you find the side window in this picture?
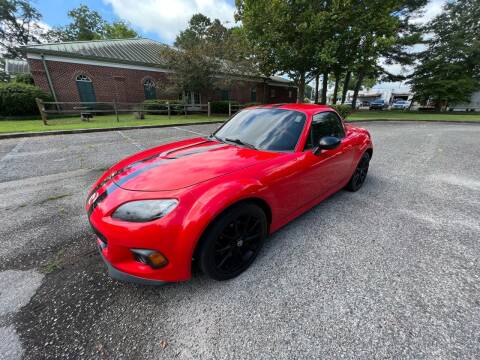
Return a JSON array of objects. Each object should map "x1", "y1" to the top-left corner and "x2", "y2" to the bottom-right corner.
[{"x1": 304, "y1": 112, "x2": 345, "y2": 150}]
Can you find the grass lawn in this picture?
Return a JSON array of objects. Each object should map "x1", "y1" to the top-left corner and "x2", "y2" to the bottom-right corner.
[
  {"x1": 1, "y1": 111, "x2": 480, "y2": 135},
  {"x1": 347, "y1": 110, "x2": 480, "y2": 122},
  {"x1": 0, "y1": 114, "x2": 227, "y2": 134}
]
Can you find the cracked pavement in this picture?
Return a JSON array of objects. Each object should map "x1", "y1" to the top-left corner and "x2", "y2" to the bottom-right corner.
[{"x1": 0, "y1": 122, "x2": 479, "y2": 359}]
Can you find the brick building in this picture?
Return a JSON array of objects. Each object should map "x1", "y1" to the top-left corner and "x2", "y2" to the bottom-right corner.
[{"x1": 24, "y1": 38, "x2": 297, "y2": 106}]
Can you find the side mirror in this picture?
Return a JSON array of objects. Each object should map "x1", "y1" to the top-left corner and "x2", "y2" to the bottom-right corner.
[{"x1": 313, "y1": 136, "x2": 341, "y2": 155}]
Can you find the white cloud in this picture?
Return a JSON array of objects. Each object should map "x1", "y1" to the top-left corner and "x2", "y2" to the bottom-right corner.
[
  {"x1": 103, "y1": 0, "x2": 236, "y2": 43},
  {"x1": 411, "y1": 0, "x2": 447, "y2": 24},
  {"x1": 380, "y1": 0, "x2": 446, "y2": 77}
]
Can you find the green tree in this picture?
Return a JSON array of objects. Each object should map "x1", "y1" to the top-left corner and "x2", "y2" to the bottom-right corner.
[
  {"x1": 13, "y1": 72, "x2": 34, "y2": 84},
  {"x1": 304, "y1": 84, "x2": 314, "y2": 101},
  {"x1": 347, "y1": 0, "x2": 428, "y2": 107},
  {"x1": 159, "y1": 44, "x2": 219, "y2": 97},
  {"x1": 161, "y1": 14, "x2": 257, "y2": 98},
  {"x1": 0, "y1": 0, "x2": 42, "y2": 58},
  {"x1": 310, "y1": 0, "x2": 358, "y2": 104},
  {"x1": 104, "y1": 20, "x2": 138, "y2": 39},
  {"x1": 174, "y1": 14, "x2": 215, "y2": 49},
  {"x1": 47, "y1": 5, "x2": 106, "y2": 41},
  {"x1": 236, "y1": 0, "x2": 425, "y2": 104},
  {"x1": 409, "y1": 0, "x2": 480, "y2": 109},
  {"x1": 46, "y1": 5, "x2": 137, "y2": 41},
  {"x1": 0, "y1": 58, "x2": 9, "y2": 82},
  {"x1": 236, "y1": 0, "x2": 324, "y2": 102}
]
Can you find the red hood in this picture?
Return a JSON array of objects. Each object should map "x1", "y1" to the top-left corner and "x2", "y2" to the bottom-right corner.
[{"x1": 109, "y1": 138, "x2": 281, "y2": 191}]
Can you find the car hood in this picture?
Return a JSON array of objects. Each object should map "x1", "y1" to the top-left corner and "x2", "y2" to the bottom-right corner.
[{"x1": 109, "y1": 138, "x2": 281, "y2": 191}]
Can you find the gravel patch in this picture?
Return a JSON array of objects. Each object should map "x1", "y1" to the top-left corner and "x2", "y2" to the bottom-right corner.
[{"x1": 0, "y1": 122, "x2": 479, "y2": 359}]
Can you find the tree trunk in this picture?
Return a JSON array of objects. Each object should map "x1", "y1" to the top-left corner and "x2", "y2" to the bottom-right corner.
[
  {"x1": 314, "y1": 73, "x2": 319, "y2": 104},
  {"x1": 320, "y1": 72, "x2": 328, "y2": 104},
  {"x1": 297, "y1": 72, "x2": 305, "y2": 103},
  {"x1": 408, "y1": 98, "x2": 414, "y2": 111},
  {"x1": 341, "y1": 71, "x2": 351, "y2": 104},
  {"x1": 332, "y1": 72, "x2": 340, "y2": 105},
  {"x1": 351, "y1": 72, "x2": 365, "y2": 109}
]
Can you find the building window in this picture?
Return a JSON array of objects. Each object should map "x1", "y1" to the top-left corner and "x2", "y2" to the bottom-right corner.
[
  {"x1": 270, "y1": 88, "x2": 276, "y2": 98},
  {"x1": 251, "y1": 87, "x2": 257, "y2": 102},
  {"x1": 76, "y1": 74, "x2": 96, "y2": 103},
  {"x1": 76, "y1": 74, "x2": 91, "y2": 82},
  {"x1": 221, "y1": 89, "x2": 230, "y2": 101},
  {"x1": 184, "y1": 91, "x2": 201, "y2": 105},
  {"x1": 288, "y1": 89, "x2": 293, "y2": 98},
  {"x1": 143, "y1": 79, "x2": 156, "y2": 100}
]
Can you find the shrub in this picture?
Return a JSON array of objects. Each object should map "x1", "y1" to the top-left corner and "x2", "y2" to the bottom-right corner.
[
  {"x1": 243, "y1": 102, "x2": 262, "y2": 108},
  {"x1": 0, "y1": 82, "x2": 51, "y2": 117},
  {"x1": 13, "y1": 73, "x2": 34, "y2": 85},
  {"x1": 210, "y1": 100, "x2": 239, "y2": 114},
  {"x1": 331, "y1": 104, "x2": 353, "y2": 119},
  {"x1": 143, "y1": 99, "x2": 184, "y2": 114}
]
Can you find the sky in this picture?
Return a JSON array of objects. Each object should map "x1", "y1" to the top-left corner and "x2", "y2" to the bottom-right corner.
[
  {"x1": 35, "y1": 0, "x2": 446, "y2": 45},
  {"x1": 34, "y1": 0, "x2": 237, "y2": 44},
  {"x1": 33, "y1": 0, "x2": 447, "y2": 89}
]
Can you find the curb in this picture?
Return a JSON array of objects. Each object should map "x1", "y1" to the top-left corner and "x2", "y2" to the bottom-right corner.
[
  {"x1": 1, "y1": 118, "x2": 479, "y2": 140},
  {"x1": 346, "y1": 119, "x2": 480, "y2": 125},
  {"x1": 0, "y1": 120, "x2": 226, "y2": 140}
]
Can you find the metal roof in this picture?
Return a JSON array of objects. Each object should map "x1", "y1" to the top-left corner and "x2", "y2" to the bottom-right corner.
[
  {"x1": 268, "y1": 76, "x2": 292, "y2": 84},
  {"x1": 24, "y1": 38, "x2": 166, "y2": 67},
  {"x1": 4, "y1": 59, "x2": 30, "y2": 74},
  {"x1": 24, "y1": 38, "x2": 294, "y2": 86}
]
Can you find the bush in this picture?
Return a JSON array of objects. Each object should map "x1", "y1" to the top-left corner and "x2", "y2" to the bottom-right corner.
[
  {"x1": 210, "y1": 100, "x2": 239, "y2": 114},
  {"x1": 143, "y1": 99, "x2": 184, "y2": 114},
  {"x1": 331, "y1": 104, "x2": 353, "y2": 119},
  {"x1": 13, "y1": 73, "x2": 34, "y2": 85},
  {"x1": 0, "y1": 82, "x2": 51, "y2": 117},
  {"x1": 243, "y1": 102, "x2": 262, "y2": 108}
]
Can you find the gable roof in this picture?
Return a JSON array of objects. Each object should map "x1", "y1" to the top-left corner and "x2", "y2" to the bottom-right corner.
[
  {"x1": 4, "y1": 59, "x2": 30, "y2": 74},
  {"x1": 24, "y1": 38, "x2": 166, "y2": 68},
  {"x1": 24, "y1": 38, "x2": 294, "y2": 86}
]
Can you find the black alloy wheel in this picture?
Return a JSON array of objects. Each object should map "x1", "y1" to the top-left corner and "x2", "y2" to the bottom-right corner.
[
  {"x1": 198, "y1": 203, "x2": 267, "y2": 280},
  {"x1": 346, "y1": 152, "x2": 370, "y2": 192}
]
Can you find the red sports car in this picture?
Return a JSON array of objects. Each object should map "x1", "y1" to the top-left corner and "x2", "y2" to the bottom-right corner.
[{"x1": 87, "y1": 104, "x2": 373, "y2": 285}]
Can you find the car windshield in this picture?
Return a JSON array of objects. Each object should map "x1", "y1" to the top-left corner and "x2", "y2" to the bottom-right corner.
[{"x1": 213, "y1": 108, "x2": 306, "y2": 152}]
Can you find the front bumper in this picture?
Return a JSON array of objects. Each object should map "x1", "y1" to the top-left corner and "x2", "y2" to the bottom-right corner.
[
  {"x1": 86, "y1": 182, "x2": 196, "y2": 283},
  {"x1": 97, "y1": 241, "x2": 168, "y2": 286}
]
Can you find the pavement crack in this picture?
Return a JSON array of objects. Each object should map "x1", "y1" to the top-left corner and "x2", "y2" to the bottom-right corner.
[{"x1": 117, "y1": 130, "x2": 145, "y2": 150}]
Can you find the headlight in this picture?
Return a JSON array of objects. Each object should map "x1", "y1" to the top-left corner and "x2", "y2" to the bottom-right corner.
[{"x1": 112, "y1": 199, "x2": 178, "y2": 222}]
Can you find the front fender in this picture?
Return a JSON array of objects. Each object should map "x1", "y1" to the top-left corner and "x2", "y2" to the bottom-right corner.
[{"x1": 174, "y1": 178, "x2": 269, "y2": 277}]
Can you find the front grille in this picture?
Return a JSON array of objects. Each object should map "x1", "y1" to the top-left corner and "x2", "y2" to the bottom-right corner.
[{"x1": 133, "y1": 253, "x2": 148, "y2": 264}]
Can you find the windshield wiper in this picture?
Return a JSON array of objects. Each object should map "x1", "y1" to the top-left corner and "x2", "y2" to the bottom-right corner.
[
  {"x1": 208, "y1": 134, "x2": 224, "y2": 143},
  {"x1": 224, "y1": 137, "x2": 257, "y2": 150}
]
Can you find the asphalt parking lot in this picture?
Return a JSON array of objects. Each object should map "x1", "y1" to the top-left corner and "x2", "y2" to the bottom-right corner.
[{"x1": 0, "y1": 121, "x2": 479, "y2": 359}]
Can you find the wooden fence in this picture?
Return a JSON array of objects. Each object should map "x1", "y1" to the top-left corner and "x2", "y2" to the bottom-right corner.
[{"x1": 35, "y1": 98, "x2": 246, "y2": 125}]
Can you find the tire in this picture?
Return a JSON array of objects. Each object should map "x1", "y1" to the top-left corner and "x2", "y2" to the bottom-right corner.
[
  {"x1": 345, "y1": 152, "x2": 370, "y2": 192},
  {"x1": 198, "y1": 202, "x2": 267, "y2": 281}
]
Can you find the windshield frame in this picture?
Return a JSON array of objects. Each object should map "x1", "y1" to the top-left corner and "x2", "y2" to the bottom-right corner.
[{"x1": 211, "y1": 107, "x2": 308, "y2": 153}]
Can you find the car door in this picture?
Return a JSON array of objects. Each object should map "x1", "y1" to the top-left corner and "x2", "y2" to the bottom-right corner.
[{"x1": 296, "y1": 111, "x2": 355, "y2": 201}]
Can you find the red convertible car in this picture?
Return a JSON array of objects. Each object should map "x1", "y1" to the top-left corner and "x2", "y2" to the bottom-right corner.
[{"x1": 87, "y1": 104, "x2": 373, "y2": 285}]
